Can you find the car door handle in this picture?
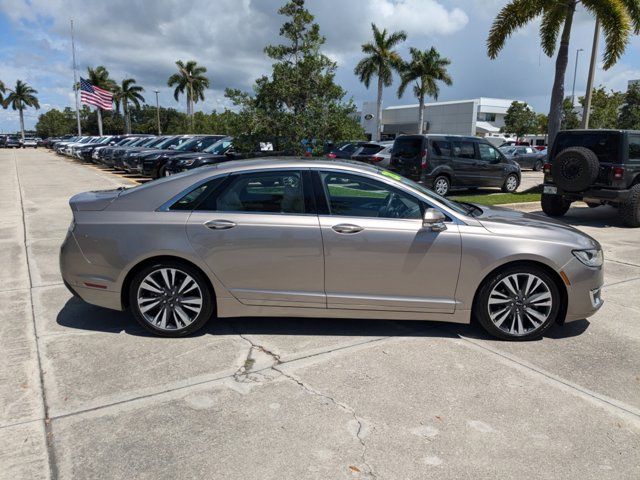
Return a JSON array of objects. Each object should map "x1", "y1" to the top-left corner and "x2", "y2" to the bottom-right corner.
[
  {"x1": 332, "y1": 223, "x2": 364, "y2": 234},
  {"x1": 204, "y1": 219, "x2": 237, "y2": 230}
]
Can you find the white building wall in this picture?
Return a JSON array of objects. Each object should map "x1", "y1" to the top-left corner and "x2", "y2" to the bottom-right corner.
[{"x1": 364, "y1": 97, "x2": 518, "y2": 138}]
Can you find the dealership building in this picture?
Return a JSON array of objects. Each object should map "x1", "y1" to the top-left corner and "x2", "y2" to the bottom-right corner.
[{"x1": 359, "y1": 97, "x2": 517, "y2": 139}]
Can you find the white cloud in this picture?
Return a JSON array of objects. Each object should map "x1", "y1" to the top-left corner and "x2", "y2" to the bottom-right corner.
[{"x1": 369, "y1": 0, "x2": 468, "y2": 36}]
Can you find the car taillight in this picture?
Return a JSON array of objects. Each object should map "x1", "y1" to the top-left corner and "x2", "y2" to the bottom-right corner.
[
  {"x1": 613, "y1": 167, "x2": 625, "y2": 179},
  {"x1": 421, "y1": 149, "x2": 428, "y2": 169},
  {"x1": 371, "y1": 156, "x2": 383, "y2": 162},
  {"x1": 326, "y1": 152, "x2": 336, "y2": 159},
  {"x1": 543, "y1": 162, "x2": 552, "y2": 174}
]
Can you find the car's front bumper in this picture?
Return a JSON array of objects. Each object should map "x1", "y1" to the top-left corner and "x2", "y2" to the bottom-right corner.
[{"x1": 562, "y1": 256, "x2": 604, "y2": 322}]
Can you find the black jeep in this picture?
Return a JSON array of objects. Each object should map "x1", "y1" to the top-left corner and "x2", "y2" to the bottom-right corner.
[{"x1": 541, "y1": 130, "x2": 640, "y2": 227}]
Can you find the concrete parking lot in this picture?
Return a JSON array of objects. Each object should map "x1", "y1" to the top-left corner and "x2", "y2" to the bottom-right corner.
[{"x1": 1, "y1": 149, "x2": 639, "y2": 480}]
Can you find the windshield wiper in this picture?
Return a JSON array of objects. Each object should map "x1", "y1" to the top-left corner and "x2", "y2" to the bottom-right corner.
[{"x1": 457, "y1": 201, "x2": 482, "y2": 216}]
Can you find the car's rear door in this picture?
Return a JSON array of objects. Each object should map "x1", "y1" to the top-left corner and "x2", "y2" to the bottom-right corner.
[
  {"x1": 313, "y1": 169, "x2": 461, "y2": 313},
  {"x1": 186, "y1": 169, "x2": 325, "y2": 308}
]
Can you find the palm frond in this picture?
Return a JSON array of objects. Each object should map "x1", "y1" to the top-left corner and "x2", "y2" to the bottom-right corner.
[
  {"x1": 487, "y1": 0, "x2": 547, "y2": 58},
  {"x1": 584, "y1": 0, "x2": 631, "y2": 69},
  {"x1": 539, "y1": 4, "x2": 566, "y2": 56}
]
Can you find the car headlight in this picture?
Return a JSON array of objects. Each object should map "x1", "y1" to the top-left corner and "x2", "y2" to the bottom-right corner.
[
  {"x1": 572, "y1": 249, "x2": 603, "y2": 267},
  {"x1": 180, "y1": 159, "x2": 195, "y2": 166}
]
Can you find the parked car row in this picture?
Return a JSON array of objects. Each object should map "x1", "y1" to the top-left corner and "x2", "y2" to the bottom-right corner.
[
  {"x1": 48, "y1": 134, "x2": 283, "y2": 180},
  {"x1": 0, "y1": 135, "x2": 43, "y2": 148}
]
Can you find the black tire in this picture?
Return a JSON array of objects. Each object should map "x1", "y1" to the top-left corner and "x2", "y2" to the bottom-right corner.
[
  {"x1": 155, "y1": 165, "x2": 165, "y2": 179},
  {"x1": 433, "y1": 175, "x2": 450, "y2": 196},
  {"x1": 501, "y1": 173, "x2": 519, "y2": 193},
  {"x1": 541, "y1": 193, "x2": 571, "y2": 217},
  {"x1": 129, "y1": 260, "x2": 215, "y2": 337},
  {"x1": 474, "y1": 264, "x2": 561, "y2": 341},
  {"x1": 551, "y1": 147, "x2": 599, "y2": 192},
  {"x1": 619, "y1": 184, "x2": 640, "y2": 227},
  {"x1": 586, "y1": 202, "x2": 600, "y2": 208},
  {"x1": 533, "y1": 160, "x2": 543, "y2": 171}
]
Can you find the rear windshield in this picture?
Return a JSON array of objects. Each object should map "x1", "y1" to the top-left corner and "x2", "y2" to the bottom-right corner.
[
  {"x1": 393, "y1": 137, "x2": 423, "y2": 157},
  {"x1": 358, "y1": 144, "x2": 385, "y2": 155},
  {"x1": 554, "y1": 132, "x2": 621, "y2": 163}
]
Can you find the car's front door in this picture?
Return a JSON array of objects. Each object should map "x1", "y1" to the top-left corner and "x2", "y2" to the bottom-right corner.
[
  {"x1": 314, "y1": 170, "x2": 462, "y2": 313},
  {"x1": 186, "y1": 169, "x2": 325, "y2": 308},
  {"x1": 477, "y1": 142, "x2": 507, "y2": 186}
]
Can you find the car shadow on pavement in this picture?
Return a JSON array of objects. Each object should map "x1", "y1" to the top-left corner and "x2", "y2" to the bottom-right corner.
[
  {"x1": 57, "y1": 296, "x2": 590, "y2": 342},
  {"x1": 530, "y1": 205, "x2": 627, "y2": 229}
]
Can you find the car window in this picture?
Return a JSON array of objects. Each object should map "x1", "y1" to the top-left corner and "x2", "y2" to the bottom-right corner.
[
  {"x1": 393, "y1": 137, "x2": 423, "y2": 157},
  {"x1": 202, "y1": 171, "x2": 305, "y2": 214},
  {"x1": 478, "y1": 143, "x2": 500, "y2": 162},
  {"x1": 431, "y1": 140, "x2": 451, "y2": 157},
  {"x1": 629, "y1": 135, "x2": 640, "y2": 161},
  {"x1": 319, "y1": 171, "x2": 422, "y2": 219},
  {"x1": 452, "y1": 141, "x2": 476, "y2": 159},
  {"x1": 170, "y1": 177, "x2": 227, "y2": 211},
  {"x1": 554, "y1": 132, "x2": 620, "y2": 163}
]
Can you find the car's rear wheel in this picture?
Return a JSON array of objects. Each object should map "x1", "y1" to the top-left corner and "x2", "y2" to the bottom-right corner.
[
  {"x1": 541, "y1": 193, "x2": 571, "y2": 217},
  {"x1": 129, "y1": 261, "x2": 214, "y2": 337},
  {"x1": 501, "y1": 173, "x2": 519, "y2": 193},
  {"x1": 474, "y1": 265, "x2": 561, "y2": 340},
  {"x1": 533, "y1": 160, "x2": 543, "y2": 171},
  {"x1": 433, "y1": 175, "x2": 450, "y2": 196},
  {"x1": 619, "y1": 184, "x2": 640, "y2": 227}
]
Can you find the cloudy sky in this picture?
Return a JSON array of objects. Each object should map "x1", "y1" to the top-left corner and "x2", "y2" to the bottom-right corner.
[{"x1": 1, "y1": 0, "x2": 640, "y2": 133}]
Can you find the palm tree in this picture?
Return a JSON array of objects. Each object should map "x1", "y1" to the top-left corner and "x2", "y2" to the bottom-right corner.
[
  {"x1": 86, "y1": 66, "x2": 116, "y2": 134},
  {"x1": 397, "y1": 47, "x2": 452, "y2": 134},
  {"x1": 487, "y1": 0, "x2": 640, "y2": 147},
  {"x1": 167, "y1": 60, "x2": 210, "y2": 120},
  {"x1": 4, "y1": 80, "x2": 40, "y2": 140},
  {"x1": 354, "y1": 24, "x2": 407, "y2": 141},
  {"x1": 113, "y1": 78, "x2": 145, "y2": 134},
  {"x1": 0, "y1": 79, "x2": 5, "y2": 105}
]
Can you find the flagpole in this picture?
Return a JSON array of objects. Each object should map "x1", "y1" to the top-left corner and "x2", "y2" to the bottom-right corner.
[{"x1": 70, "y1": 19, "x2": 82, "y2": 136}]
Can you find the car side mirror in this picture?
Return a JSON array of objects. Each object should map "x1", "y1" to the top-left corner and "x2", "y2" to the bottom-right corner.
[{"x1": 422, "y1": 208, "x2": 447, "y2": 232}]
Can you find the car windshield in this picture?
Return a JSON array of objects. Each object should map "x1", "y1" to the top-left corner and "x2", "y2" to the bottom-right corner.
[
  {"x1": 500, "y1": 147, "x2": 516, "y2": 155},
  {"x1": 156, "y1": 137, "x2": 182, "y2": 149},
  {"x1": 203, "y1": 138, "x2": 233, "y2": 154},
  {"x1": 374, "y1": 168, "x2": 473, "y2": 216},
  {"x1": 176, "y1": 136, "x2": 223, "y2": 152}
]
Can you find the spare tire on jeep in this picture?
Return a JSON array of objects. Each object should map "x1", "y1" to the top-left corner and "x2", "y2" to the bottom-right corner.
[{"x1": 551, "y1": 146, "x2": 599, "y2": 192}]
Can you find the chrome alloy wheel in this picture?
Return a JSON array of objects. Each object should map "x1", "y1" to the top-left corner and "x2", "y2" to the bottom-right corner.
[
  {"x1": 136, "y1": 268, "x2": 203, "y2": 331},
  {"x1": 505, "y1": 175, "x2": 518, "y2": 192},
  {"x1": 434, "y1": 177, "x2": 449, "y2": 195},
  {"x1": 487, "y1": 273, "x2": 552, "y2": 336}
]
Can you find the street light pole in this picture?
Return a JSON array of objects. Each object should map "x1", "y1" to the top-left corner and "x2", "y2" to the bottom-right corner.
[
  {"x1": 571, "y1": 48, "x2": 583, "y2": 106},
  {"x1": 154, "y1": 90, "x2": 161, "y2": 135}
]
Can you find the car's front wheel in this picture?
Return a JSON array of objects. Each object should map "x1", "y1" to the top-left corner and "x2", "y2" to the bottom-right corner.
[
  {"x1": 129, "y1": 261, "x2": 214, "y2": 337},
  {"x1": 474, "y1": 265, "x2": 561, "y2": 340}
]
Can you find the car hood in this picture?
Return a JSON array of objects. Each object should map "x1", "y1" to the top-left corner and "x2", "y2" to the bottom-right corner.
[{"x1": 475, "y1": 205, "x2": 599, "y2": 250}]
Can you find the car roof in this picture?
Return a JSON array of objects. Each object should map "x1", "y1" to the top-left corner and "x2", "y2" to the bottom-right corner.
[{"x1": 395, "y1": 134, "x2": 481, "y2": 142}]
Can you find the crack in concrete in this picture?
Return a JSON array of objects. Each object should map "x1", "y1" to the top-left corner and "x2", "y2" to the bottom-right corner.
[{"x1": 233, "y1": 332, "x2": 377, "y2": 479}]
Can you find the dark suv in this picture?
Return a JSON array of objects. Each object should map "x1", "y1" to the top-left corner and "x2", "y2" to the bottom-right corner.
[
  {"x1": 389, "y1": 134, "x2": 521, "y2": 196},
  {"x1": 541, "y1": 130, "x2": 640, "y2": 227}
]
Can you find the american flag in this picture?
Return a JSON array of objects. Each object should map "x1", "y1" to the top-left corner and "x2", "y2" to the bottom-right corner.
[{"x1": 79, "y1": 77, "x2": 113, "y2": 110}]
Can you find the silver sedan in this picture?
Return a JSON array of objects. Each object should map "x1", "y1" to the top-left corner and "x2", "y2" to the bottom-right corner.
[{"x1": 60, "y1": 159, "x2": 604, "y2": 340}]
